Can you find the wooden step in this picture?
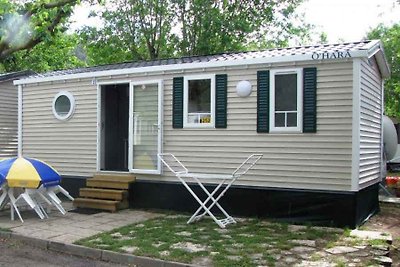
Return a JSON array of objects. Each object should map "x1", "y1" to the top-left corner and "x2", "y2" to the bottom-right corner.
[
  {"x1": 88, "y1": 173, "x2": 136, "y2": 189},
  {"x1": 73, "y1": 198, "x2": 120, "y2": 212},
  {"x1": 74, "y1": 173, "x2": 134, "y2": 212},
  {"x1": 79, "y1": 188, "x2": 127, "y2": 201},
  {"x1": 92, "y1": 173, "x2": 136, "y2": 183},
  {"x1": 87, "y1": 180, "x2": 131, "y2": 190}
]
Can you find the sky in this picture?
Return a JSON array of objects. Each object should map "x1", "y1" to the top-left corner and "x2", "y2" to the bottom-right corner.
[
  {"x1": 70, "y1": 0, "x2": 400, "y2": 43},
  {"x1": 297, "y1": 0, "x2": 400, "y2": 42}
]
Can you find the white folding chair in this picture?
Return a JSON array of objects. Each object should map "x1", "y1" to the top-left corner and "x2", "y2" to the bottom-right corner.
[
  {"x1": 38, "y1": 185, "x2": 74, "y2": 215},
  {"x1": 49, "y1": 185, "x2": 74, "y2": 201},
  {"x1": 158, "y1": 153, "x2": 263, "y2": 228},
  {"x1": 0, "y1": 185, "x2": 26, "y2": 222},
  {"x1": 0, "y1": 184, "x2": 9, "y2": 210},
  {"x1": 10, "y1": 187, "x2": 51, "y2": 222}
]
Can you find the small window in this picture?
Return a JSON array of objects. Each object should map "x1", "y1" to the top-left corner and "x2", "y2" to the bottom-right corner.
[
  {"x1": 52, "y1": 91, "x2": 75, "y2": 121},
  {"x1": 270, "y1": 69, "x2": 302, "y2": 132},
  {"x1": 184, "y1": 75, "x2": 215, "y2": 128}
]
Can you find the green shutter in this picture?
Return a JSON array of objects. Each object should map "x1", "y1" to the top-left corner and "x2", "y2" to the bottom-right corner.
[
  {"x1": 303, "y1": 67, "x2": 317, "y2": 133},
  {"x1": 257, "y1": 70, "x2": 270, "y2": 133},
  {"x1": 215, "y1": 74, "x2": 227, "y2": 128},
  {"x1": 173, "y1": 77, "x2": 184, "y2": 128}
]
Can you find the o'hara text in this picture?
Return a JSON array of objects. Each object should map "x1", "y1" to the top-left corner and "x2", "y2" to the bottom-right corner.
[{"x1": 311, "y1": 51, "x2": 351, "y2": 60}]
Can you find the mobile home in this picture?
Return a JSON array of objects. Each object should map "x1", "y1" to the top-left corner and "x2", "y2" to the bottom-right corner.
[
  {"x1": 14, "y1": 40, "x2": 390, "y2": 227},
  {"x1": 0, "y1": 71, "x2": 34, "y2": 158}
]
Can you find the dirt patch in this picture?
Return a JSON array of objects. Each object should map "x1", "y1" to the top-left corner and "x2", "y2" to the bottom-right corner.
[{"x1": 363, "y1": 202, "x2": 400, "y2": 266}]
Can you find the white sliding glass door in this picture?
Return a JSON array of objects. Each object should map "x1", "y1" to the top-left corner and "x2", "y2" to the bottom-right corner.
[{"x1": 129, "y1": 81, "x2": 162, "y2": 174}]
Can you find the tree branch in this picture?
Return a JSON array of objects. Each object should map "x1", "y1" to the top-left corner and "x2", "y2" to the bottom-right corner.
[
  {"x1": 0, "y1": 37, "x2": 42, "y2": 60},
  {"x1": 43, "y1": 0, "x2": 78, "y2": 9},
  {"x1": 0, "y1": 4, "x2": 71, "y2": 60},
  {"x1": 48, "y1": 8, "x2": 69, "y2": 34}
]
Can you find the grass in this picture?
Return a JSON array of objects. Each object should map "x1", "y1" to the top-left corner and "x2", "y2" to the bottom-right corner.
[
  {"x1": 367, "y1": 239, "x2": 389, "y2": 246},
  {"x1": 75, "y1": 214, "x2": 343, "y2": 266},
  {"x1": 0, "y1": 227, "x2": 11, "y2": 232}
]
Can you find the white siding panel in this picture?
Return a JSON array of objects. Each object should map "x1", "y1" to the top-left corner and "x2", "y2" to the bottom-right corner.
[
  {"x1": 22, "y1": 61, "x2": 354, "y2": 191},
  {"x1": 0, "y1": 80, "x2": 18, "y2": 158},
  {"x1": 359, "y1": 58, "x2": 383, "y2": 188}
]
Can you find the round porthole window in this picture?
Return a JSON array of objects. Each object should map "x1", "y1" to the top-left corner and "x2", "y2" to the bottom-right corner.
[{"x1": 52, "y1": 91, "x2": 75, "y2": 121}]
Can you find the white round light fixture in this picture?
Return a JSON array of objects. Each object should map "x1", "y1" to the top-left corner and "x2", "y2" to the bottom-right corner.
[{"x1": 236, "y1": 80, "x2": 252, "y2": 97}]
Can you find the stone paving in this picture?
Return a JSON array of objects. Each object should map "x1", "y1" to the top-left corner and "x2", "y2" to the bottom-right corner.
[{"x1": 0, "y1": 201, "x2": 162, "y2": 244}]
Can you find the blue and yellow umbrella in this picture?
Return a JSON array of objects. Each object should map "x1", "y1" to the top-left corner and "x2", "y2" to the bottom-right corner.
[{"x1": 0, "y1": 157, "x2": 60, "y2": 188}]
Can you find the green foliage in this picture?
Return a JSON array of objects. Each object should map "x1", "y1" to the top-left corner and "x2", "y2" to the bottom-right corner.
[
  {"x1": 0, "y1": 0, "x2": 98, "y2": 62},
  {"x1": 367, "y1": 23, "x2": 400, "y2": 118},
  {"x1": 79, "y1": 0, "x2": 174, "y2": 64},
  {"x1": 1, "y1": 33, "x2": 86, "y2": 72},
  {"x1": 78, "y1": 0, "x2": 312, "y2": 65}
]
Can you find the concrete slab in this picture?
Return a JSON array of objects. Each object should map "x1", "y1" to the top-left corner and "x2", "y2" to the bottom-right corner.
[
  {"x1": 0, "y1": 200, "x2": 164, "y2": 244},
  {"x1": 28, "y1": 230, "x2": 65, "y2": 240},
  {"x1": 350, "y1": 229, "x2": 393, "y2": 244},
  {"x1": 93, "y1": 224, "x2": 119, "y2": 232},
  {"x1": 379, "y1": 195, "x2": 400, "y2": 204},
  {"x1": 49, "y1": 233, "x2": 86, "y2": 244}
]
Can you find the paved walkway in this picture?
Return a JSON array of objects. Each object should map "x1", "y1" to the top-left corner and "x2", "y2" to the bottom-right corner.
[{"x1": 0, "y1": 201, "x2": 162, "y2": 244}]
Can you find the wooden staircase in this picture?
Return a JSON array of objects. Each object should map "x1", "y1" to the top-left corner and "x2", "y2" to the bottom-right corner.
[{"x1": 73, "y1": 173, "x2": 136, "y2": 212}]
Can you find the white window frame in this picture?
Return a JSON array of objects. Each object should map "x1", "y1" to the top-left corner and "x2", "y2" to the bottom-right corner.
[
  {"x1": 270, "y1": 68, "x2": 303, "y2": 133},
  {"x1": 52, "y1": 91, "x2": 76, "y2": 121},
  {"x1": 183, "y1": 74, "x2": 215, "y2": 128}
]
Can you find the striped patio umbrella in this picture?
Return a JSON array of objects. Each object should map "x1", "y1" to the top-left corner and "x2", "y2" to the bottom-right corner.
[{"x1": 0, "y1": 157, "x2": 60, "y2": 188}]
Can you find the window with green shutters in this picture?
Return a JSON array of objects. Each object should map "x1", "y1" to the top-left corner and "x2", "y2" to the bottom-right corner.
[
  {"x1": 173, "y1": 74, "x2": 228, "y2": 129},
  {"x1": 270, "y1": 68, "x2": 303, "y2": 132},
  {"x1": 257, "y1": 67, "x2": 317, "y2": 133}
]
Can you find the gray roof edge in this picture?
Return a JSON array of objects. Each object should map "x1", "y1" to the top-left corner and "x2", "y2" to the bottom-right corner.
[
  {"x1": 369, "y1": 40, "x2": 391, "y2": 78},
  {"x1": 15, "y1": 40, "x2": 390, "y2": 85},
  {"x1": 0, "y1": 70, "x2": 36, "y2": 82}
]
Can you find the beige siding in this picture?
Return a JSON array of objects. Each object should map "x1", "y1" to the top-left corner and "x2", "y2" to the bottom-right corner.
[
  {"x1": 0, "y1": 80, "x2": 18, "y2": 158},
  {"x1": 22, "y1": 60, "x2": 354, "y2": 191},
  {"x1": 22, "y1": 80, "x2": 97, "y2": 174},
  {"x1": 359, "y1": 58, "x2": 382, "y2": 188}
]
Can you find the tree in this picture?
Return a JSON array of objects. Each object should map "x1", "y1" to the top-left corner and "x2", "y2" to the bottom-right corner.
[
  {"x1": 1, "y1": 32, "x2": 86, "y2": 72},
  {"x1": 78, "y1": 0, "x2": 309, "y2": 64},
  {"x1": 367, "y1": 23, "x2": 400, "y2": 118},
  {"x1": 78, "y1": 0, "x2": 174, "y2": 64},
  {"x1": 173, "y1": 0, "x2": 312, "y2": 55},
  {"x1": 0, "y1": 0, "x2": 97, "y2": 62}
]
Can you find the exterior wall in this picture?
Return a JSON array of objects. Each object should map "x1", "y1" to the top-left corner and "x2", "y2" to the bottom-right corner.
[
  {"x1": 0, "y1": 80, "x2": 18, "y2": 158},
  {"x1": 358, "y1": 57, "x2": 383, "y2": 189},
  {"x1": 22, "y1": 80, "x2": 97, "y2": 173},
  {"x1": 22, "y1": 59, "x2": 354, "y2": 191}
]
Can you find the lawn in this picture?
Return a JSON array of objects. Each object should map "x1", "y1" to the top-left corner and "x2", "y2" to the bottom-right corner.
[{"x1": 75, "y1": 214, "x2": 370, "y2": 266}]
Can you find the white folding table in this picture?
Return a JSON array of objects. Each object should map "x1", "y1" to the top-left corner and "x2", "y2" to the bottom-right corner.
[{"x1": 158, "y1": 153, "x2": 263, "y2": 228}]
